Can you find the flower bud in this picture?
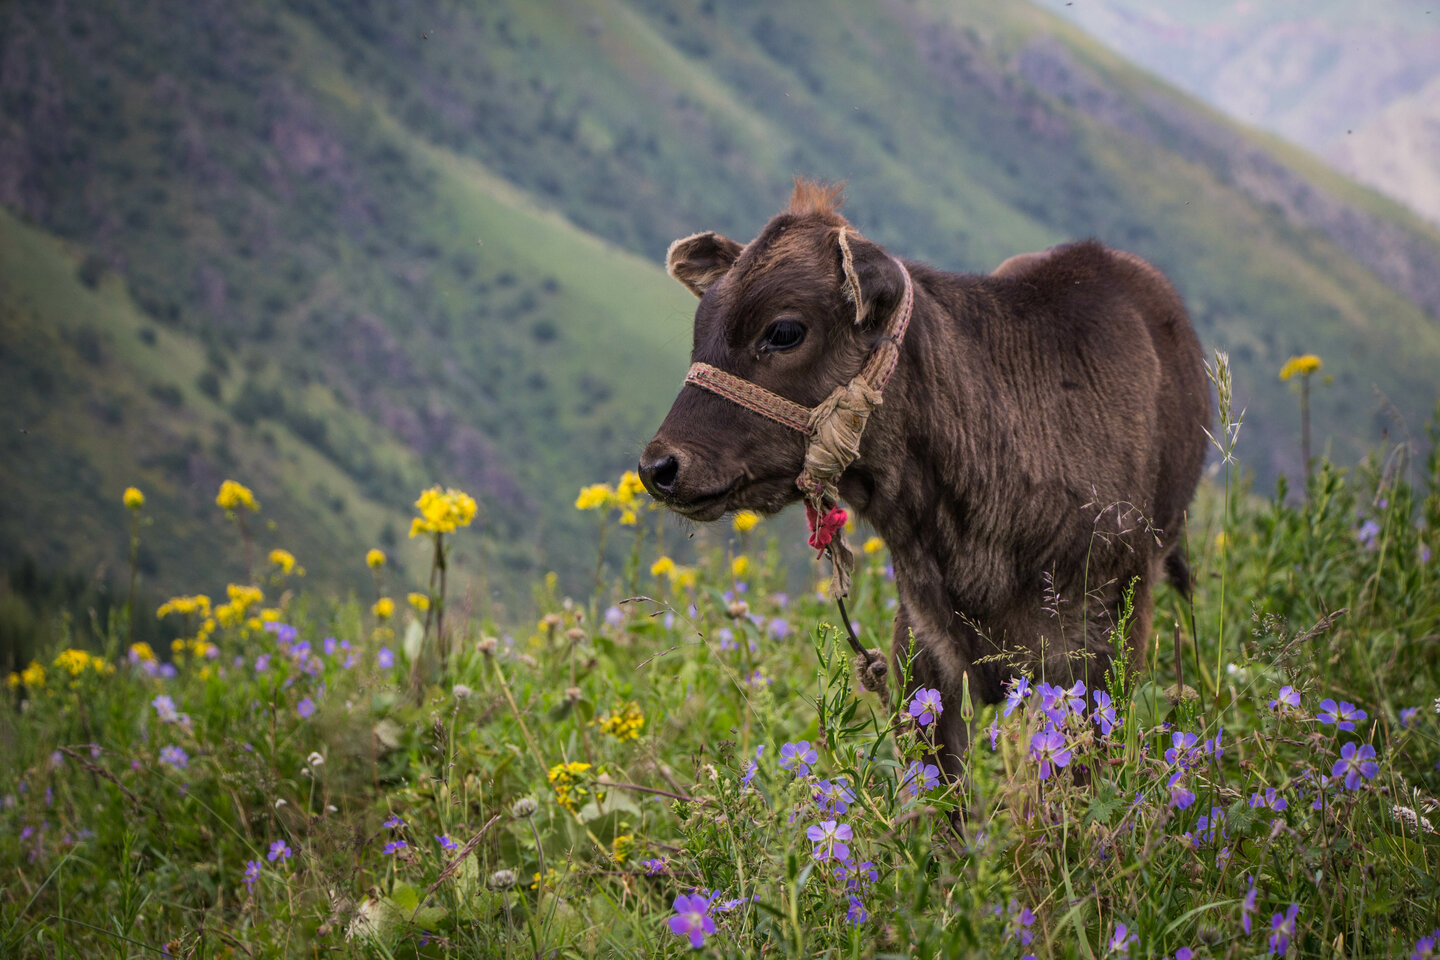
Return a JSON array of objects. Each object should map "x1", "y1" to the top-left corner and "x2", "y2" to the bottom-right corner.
[
  {"x1": 565, "y1": 686, "x2": 582, "y2": 704},
  {"x1": 726, "y1": 600, "x2": 750, "y2": 620},
  {"x1": 477, "y1": 636, "x2": 498, "y2": 656},
  {"x1": 489, "y1": 869, "x2": 517, "y2": 889},
  {"x1": 511, "y1": 797, "x2": 537, "y2": 819}
]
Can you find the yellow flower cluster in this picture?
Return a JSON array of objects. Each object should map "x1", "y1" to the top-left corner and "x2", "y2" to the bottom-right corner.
[
  {"x1": 7, "y1": 661, "x2": 46, "y2": 689},
  {"x1": 863, "y1": 536, "x2": 885, "y2": 555},
  {"x1": 269, "y1": 548, "x2": 301, "y2": 576},
  {"x1": 731, "y1": 555, "x2": 750, "y2": 577},
  {"x1": 575, "y1": 470, "x2": 649, "y2": 525},
  {"x1": 216, "y1": 479, "x2": 259, "y2": 513},
  {"x1": 53, "y1": 649, "x2": 108, "y2": 677},
  {"x1": 128, "y1": 642, "x2": 157, "y2": 663},
  {"x1": 596, "y1": 702, "x2": 645, "y2": 742},
  {"x1": 611, "y1": 833, "x2": 637, "y2": 864},
  {"x1": 157, "y1": 594, "x2": 212, "y2": 619},
  {"x1": 172, "y1": 637, "x2": 217, "y2": 660},
  {"x1": 214, "y1": 584, "x2": 263, "y2": 629},
  {"x1": 366, "y1": 548, "x2": 387, "y2": 569},
  {"x1": 123, "y1": 486, "x2": 145, "y2": 510},
  {"x1": 547, "y1": 761, "x2": 595, "y2": 813},
  {"x1": 373, "y1": 597, "x2": 396, "y2": 620},
  {"x1": 649, "y1": 556, "x2": 697, "y2": 589},
  {"x1": 1279, "y1": 354, "x2": 1322, "y2": 381},
  {"x1": 410, "y1": 487, "x2": 478, "y2": 538},
  {"x1": 732, "y1": 510, "x2": 761, "y2": 533},
  {"x1": 408, "y1": 592, "x2": 430, "y2": 612}
]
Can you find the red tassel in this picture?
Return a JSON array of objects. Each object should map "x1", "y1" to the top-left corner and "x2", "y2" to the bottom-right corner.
[{"x1": 806, "y1": 504, "x2": 848, "y2": 553}]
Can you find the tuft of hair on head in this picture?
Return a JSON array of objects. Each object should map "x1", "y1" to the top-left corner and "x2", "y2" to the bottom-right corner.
[{"x1": 788, "y1": 177, "x2": 847, "y2": 218}]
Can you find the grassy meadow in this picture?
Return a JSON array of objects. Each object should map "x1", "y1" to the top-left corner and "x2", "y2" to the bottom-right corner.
[{"x1": 4, "y1": 374, "x2": 1440, "y2": 958}]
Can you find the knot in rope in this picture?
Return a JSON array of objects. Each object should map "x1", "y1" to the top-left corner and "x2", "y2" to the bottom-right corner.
[{"x1": 796, "y1": 376, "x2": 884, "y2": 498}]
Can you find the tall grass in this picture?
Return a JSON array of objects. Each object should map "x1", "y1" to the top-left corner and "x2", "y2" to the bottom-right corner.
[{"x1": 3, "y1": 419, "x2": 1439, "y2": 957}]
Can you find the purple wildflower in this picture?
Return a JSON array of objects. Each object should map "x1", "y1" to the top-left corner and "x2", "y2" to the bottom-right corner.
[
  {"x1": 243, "y1": 859, "x2": 262, "y2": 888},
  {"x1": 1092, "y1": 690, "x2": 1120, "y2": 736},
  {"x1": 805, "y1": 820, "x2": 852, "y2": 861},
  {"x1": 1414, "y1": 931, "x2": 1440, "y2": 959},
  {"x1": 1005, "y1": 901, "x2": 1037, "y2": 946},
  {"x1": 1175, "y1": 949, "x2": 1195, "y2": 960},
  {"x1": 835, "y1": 857, "x2": 878, "y2": 891},
  {"x1": 152, "y1": 695, "x2": 179, "y2": 723},
  {"x1": 267, "y1": 840, "x2": 291, "y2": 862},
  {"x1": 436, "y1": 834, "x2": 458, "y2": 851},
  {"x1": 384, "y1": 815, "x2": 405, "y2": 829},
  {"x1": 987, "y1": 720, "x2": 1001, "y2": 750},
  {"x1": 1038, "y1": 681, "x2": 1086, "y2": 724},
  {"x1": 1318, "y1": 699, "x2": 1366, "y2": 732},
  {"x1": 159, "y1": 745, "x2": 189, "y2": 771},
  {"x1": 264, "y1": 621, "x2": 298, "y2": 645},
  {"x1": 323, "y1": 636, "x2": 338, "y2": 656},
  {"x1": 1332, "y1": 742, "x2": 1379, "y2": 790},
  {"x1": 1249, "y1": 787, "x2": 1288, "y2": 812},
  {"x1": 377, "y1": 647, "x2": 395, "y2": 669},
  {"x1": 778, "y1": 741, "x2": 817, "y2": 777},
  {"x1": 296, "y1": 697, "x2": 316, "y2": 719},
  {"x1": 907, "y1": 688, "x2": 944, "y2": 727},
  {"x1": 717, "y1": 628, "x2": 737, "y2": 652},
  {"x1": 903, "y1": 761, "x2": 940, "y2": 798},
  {"x1": 1165, "y1": 731, "x2": 1199, "y2": 765},
  {"x1": 814, "y1": 778, "x2": 856, "y2": 815},
  {"x1": 1400, "y1": 707, "x2": 1420, "y2": 729},
  {"x1": 767, "y1": 617, "x2": 791, "y2": 640},
  {"x1": 741, "y1": 745, "x2": 764, "y2": 785},
  {"x1": 1003, "y1": 676, "x2": 1031, "y2": 716},
  {"x1": 1357, "y1": 519, "x2": 1381, "y2": 549},
  {"x1": 382, "y1": 840, "x2": 407, "y2": 855},
  {"x1": 1108, "y1": 922, "x2": 1136, "y2": 953},
  {"x1": 641, "y1": 858, "x2": 667, "y2": 876},
  {"x1": 1168, "y1": 772, "x2": 1197, "y2": 811},
  {"x1": 1241, "y1": 875, "x2": 1258, "y2": 934},
  {"x1": 668, "y1": 893, "x2": 716, "y2": 949},
  {"x1": 604, "y1": 605, "x2": 624, "y2": 627},
  {"x1": 254, "y1": 654, "x2": 270, "y2": 673},
  {"x1": 847, "y1": 895, "x2": 868, "y2": 925},
  {"x1": 1269, "y1": 903, "x2": 1299, "y2": 956},
  {"x1": 1029, "y1": 727, "x2": 1072, "y2": 780}
]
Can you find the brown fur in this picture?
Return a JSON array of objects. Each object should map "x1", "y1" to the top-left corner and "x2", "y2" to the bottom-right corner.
[{"x1": 640, "y1": 181, "x2": 1210, "y2": 781}]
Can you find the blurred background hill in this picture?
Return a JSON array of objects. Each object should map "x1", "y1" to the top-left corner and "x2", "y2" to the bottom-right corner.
[{"x1": 2, "y1": 0, "x2": 1438, "y2": 616}]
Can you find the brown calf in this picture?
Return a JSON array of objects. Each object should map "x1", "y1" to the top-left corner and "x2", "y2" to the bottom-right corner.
[{"x1": 640, "y1": 180, "x2": 1209, "y2": 780}]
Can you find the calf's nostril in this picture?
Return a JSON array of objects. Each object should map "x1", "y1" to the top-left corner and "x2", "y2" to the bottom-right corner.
[{"x1": 640, "y1": 455, "x2": 679, "y2": 495}]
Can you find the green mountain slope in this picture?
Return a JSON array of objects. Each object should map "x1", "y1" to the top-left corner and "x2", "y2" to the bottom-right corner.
[{"x1": 2, "y1": 0, "x2": 1438, "y2": 604}]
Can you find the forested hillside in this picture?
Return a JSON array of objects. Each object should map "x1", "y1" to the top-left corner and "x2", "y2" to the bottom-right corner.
[{"x1": 3, "y1": 0, "x2": 1438, "y2": 606}]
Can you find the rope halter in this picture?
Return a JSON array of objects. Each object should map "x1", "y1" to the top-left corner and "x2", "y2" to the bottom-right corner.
[{"x1": 680, "y1": 231, "x2": 915, "y2": 701}]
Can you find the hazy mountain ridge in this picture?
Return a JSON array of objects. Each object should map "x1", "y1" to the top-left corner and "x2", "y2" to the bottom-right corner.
[
  {"x1": 1033, "y1": 0, "x2": 1440, "y2": 227},
  {"x1": 2, "y1": 0, "x2": 1438, "y2": 606}
]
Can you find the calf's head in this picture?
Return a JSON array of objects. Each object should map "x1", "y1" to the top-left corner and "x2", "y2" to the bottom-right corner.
[{"x1": 639, "y1": 181, "x2": 907, "y2": 521}]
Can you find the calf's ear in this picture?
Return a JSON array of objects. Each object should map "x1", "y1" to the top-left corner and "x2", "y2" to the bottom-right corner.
[
  {"x1": 666, "y1": 232, "x2": 743, "y2": 298},
  {"x1": 836, "y1": 230, "x2": 904, "y2": 328}
]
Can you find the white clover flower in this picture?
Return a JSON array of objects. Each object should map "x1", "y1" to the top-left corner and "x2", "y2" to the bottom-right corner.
[
  {"x1": 452, "y1": 684, "x2": 472, "y2": 699},
  {"x1": 307, "y1": 751, "x2": 325, "y2": 768}
]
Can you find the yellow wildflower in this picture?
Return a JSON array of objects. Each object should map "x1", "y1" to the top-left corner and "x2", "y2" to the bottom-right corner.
[
  {"x1": 157, "y1": 594, "x2": 213, "y2": 619},
  {"x1": 863, "y1": 536, "x2": 885, "y2": 555},
  {"x1": 123, "y1": 486, "x2": 145, "y2": 510},
  {"x1": 373, "y1": 597, "x2": 395, "y2": 620},
  {"x1": 731, "y1": 555, "x2": 750, "y2": 577},
  {"x1": 128, "y1": 642, "x2": 156, "y2": 663},
  {"x1": 612, "y1": 833, "x2": 637, "y2": 864},
  {"x1": 1279, "y1": 354, "x2": 1322, "y2": 381},
  {"x1": 650, "y1": 556, "x2": 676, "y2": 579},
  {"x1": 408, "y1": 592, "x2": 430, "y2": 612},
  {"x1": 618, "y1": 505, "x2": 638, "y2": 526},
  {"x1": 54, "y1": 649, "x2": 104, "y2": 677},
  {"x1": 258, "y1": 607, "x2": 283, "y2": 623},
  {"x1": 616, "y1": 471, "x2": 646, "y2": 503},
  {"x1": 816, "y1": 577, "x2": 831, "y2": 598},
  {"x1": 597, "y1": 702, "x2": 645, "y2": 742},
  {"x1": 366, "y1": 548, "x2": 387, "y2": 569},
  {"x1": 410, "y1": 486, "x2": 478, "y2": 537},
  {"x1": 268, "y1": 548, "x2": 297, "y2": 575},
  {"x1": 674, "y1": 568, "x2": 698, "y2": 591},
  {"x1": 547, "y1": 761, "x2": 594, "y2": 813},
  {"x1": 227, "y1": 584, "x2": 263, "y2": 608},
  {"x1": 575, "y1": 483, "x2": 613, "y2": 511},
  {"x1": 6, "y1": 673, "x2": 17, "y2": 690},
  {"x1": 1214, "y1": 531, "x2": 1227, "y2": 552},
  {"x1": 216, "y1": 479, "x2": 259, "y2": 513},
  {"x1": 732, "y1": 510, "x2": 761, "y2": 533},
  {"x1": 172, "y1": 638, "x2": 186, "y2": 655},
  {"x1": 19, "y1": 661, "x2": 45, "y2": 688}
]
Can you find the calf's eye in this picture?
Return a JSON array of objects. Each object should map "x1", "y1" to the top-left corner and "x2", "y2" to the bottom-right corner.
[{"x1": 760, "y1": 318, "x2": 806, "y2": 352}]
